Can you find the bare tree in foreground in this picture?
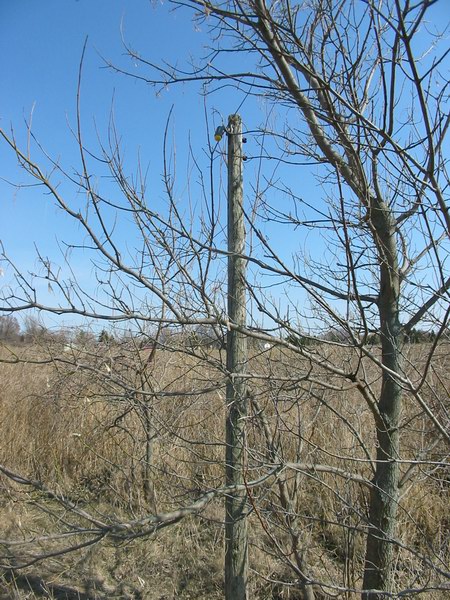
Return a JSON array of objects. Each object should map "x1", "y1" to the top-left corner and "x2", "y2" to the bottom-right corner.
[
  {"x1": 1, "y1": 1, "x2": 450, "y2": 598},
  {"x1": 118, "y1": 1, "x2": 449, "y2": 596}
]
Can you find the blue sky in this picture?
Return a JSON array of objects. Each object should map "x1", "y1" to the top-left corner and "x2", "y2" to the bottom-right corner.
[
  {"x1": 0, "y1": 0, "x2": 256, "y2": 327},
  {"x1": 1, "y1": 0, "x2": 317, "y2": 331},
  {"x1": 1, "y1": 0, "x2": 449, "y2": 333},
  {"x1": 1, "y1": 0, "x2": 211, "y2": 250}
]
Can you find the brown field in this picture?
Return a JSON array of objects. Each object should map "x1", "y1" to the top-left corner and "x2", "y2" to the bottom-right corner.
[{"x1": 0, "y1": 340, "x2": 448, "y2": 599}]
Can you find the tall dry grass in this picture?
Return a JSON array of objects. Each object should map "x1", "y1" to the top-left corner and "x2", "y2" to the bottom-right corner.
[{"x1": 0, "y1": 340, "x2": 448, "y2": 598}]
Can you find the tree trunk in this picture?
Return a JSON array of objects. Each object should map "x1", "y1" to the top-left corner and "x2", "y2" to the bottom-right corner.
[
  {"x1": 363, "y1": 203, "x2": 402, "y2": 599},
  {"x1": 142, "y1": 401, "x2": 156, "y2": 510}
]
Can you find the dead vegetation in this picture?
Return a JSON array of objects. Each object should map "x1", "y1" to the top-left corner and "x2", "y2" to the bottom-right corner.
[{"x1": 0, "y1": 340, "x2": 449, "y2": 599}]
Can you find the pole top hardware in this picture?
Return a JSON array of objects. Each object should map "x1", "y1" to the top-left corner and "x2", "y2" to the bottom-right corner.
[{"x1": 214, "y1": 125, "x2": 227, "y2": 142}]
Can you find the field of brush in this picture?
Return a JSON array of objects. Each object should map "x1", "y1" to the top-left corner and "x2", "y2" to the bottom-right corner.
[{"x1": 0, "y1": 339, "x2": 448, "y2": 599}]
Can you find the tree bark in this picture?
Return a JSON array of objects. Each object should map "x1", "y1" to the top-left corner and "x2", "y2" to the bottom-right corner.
[{"x1": 363, "y1": 202, "x2": 402, "y2": 599}]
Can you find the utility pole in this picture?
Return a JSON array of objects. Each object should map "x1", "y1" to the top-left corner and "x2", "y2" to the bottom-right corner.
[{"x1": 225, "y1": 113, "x2": 248, "y2": 600}]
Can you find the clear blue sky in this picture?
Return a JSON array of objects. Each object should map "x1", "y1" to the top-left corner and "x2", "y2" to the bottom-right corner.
[
  {"x1": 1, "y1": 0, "x2": 449, "y2": 332},
  {"x1": 1, "y1": 0, "x2": 213, "y2": 253},
  {"x1": 0, "y1": 0, "x2": 257, "y2": 327}
]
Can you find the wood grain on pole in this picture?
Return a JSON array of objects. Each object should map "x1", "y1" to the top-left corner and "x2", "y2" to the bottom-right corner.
[{"x1": 225, "y1": 113, "x2": 249, "y2": 600}]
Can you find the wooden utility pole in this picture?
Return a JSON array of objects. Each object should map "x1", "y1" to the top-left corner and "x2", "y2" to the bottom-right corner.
[{"x1": 225, "y1": 114, "x2": 248, "y2": 600}]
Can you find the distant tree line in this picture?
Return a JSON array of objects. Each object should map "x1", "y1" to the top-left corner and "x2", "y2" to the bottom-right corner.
[
  {"x1": 0, "y1": 315, "x2": 443, "y2": 348},
  {"x1": 286, "y1": 327, "x2": 441, "y2": 347}
]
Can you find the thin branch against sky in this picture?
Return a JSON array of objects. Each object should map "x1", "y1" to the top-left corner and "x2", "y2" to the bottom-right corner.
[
  {"x1": 0, "y1": 0, "x2": 318, "y2": 322},
  {"x1": 1, "y1": 0, "x2": 448, "y2": 330}
]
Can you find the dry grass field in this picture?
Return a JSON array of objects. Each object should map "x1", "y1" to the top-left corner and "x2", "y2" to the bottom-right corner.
[{"x1": 0, "y1": 339, "x2": 448, "y2": 599}]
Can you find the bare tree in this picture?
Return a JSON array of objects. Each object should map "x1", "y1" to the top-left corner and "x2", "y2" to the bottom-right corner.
[
  {"x1": 0, "y1": 315, "x2": 21, "y2": 342},
  {"x1": 111, "y1": 0, "x2": 450, "y2": 597},
  {"x1": 1, "y1": 1, "x2": 449, "y2": 599}
]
